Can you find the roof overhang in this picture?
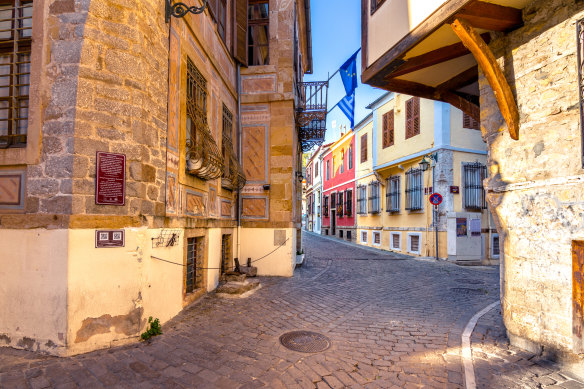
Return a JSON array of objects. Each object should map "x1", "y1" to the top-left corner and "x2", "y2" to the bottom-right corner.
[{"x1": 361, "y1": 0, "x2": 530, "y2": 139}]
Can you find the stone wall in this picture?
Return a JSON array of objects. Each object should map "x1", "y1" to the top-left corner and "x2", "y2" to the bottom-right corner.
[{"x1": 481, "y1": 0, "x2": 584, "y2": 361}]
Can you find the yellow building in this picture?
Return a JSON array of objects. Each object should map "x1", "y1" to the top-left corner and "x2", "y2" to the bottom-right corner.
[{"x1": 355, "y1": 92, "x2": 497, "y2": 263}]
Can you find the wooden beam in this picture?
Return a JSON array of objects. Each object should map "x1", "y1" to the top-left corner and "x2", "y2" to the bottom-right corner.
[
  {"x1": 451, "y1": 18, "x2": 519, "y2": 140},
  {"x1": 456, "y1": 1, "x2": 522, "y2": 32},
  {"x1": 436, "y1": 66, "x2": 478, "y2": 91},
  {"x1": 388, "y1": 34, "x2": 490, "y2": 78}
]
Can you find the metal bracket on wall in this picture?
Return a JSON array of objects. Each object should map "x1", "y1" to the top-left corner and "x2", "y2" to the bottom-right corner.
[{"x1": 166, "y1": 0, "x2": 207, "y2": 23}]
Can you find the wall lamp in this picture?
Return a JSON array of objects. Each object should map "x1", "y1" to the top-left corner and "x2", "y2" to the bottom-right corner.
[
  {"x1": 166, "y1": 0, "x2": 207, "y2": 23},
  {"x1": 296, "y1": 172, "x2": 304, "y2": 182},
  {"x1": 419, "y1": 153, "x2": 438, "y2": 171}
]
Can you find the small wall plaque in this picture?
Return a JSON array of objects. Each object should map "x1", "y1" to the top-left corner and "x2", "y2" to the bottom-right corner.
[
  {"x1": 450, "y1": 186, "x2": 460, "y2": 194},
  {"x1": 96, "y1": 230, "x2": 125, "y2": 248},
  {"x1": 95, "y1": 151, "x2": 126, "y2": 205}
]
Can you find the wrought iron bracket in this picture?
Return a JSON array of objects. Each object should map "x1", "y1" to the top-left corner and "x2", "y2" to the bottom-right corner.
[{"x1": 166, "y1": 0, "x2": 207, "y2": 23}]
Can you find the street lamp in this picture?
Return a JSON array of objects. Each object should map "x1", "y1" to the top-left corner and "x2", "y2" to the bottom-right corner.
[
  {"x1": 419, "y1": 153, "x2": 438, "y2": 171},
  {"x1": 166, "y1": 0, "x2": 207, "y2": 23}
]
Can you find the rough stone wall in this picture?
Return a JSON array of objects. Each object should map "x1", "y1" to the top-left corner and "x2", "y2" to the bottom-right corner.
[{"x1": 481, "y1": 0, "x2": 584, "y2": 355}]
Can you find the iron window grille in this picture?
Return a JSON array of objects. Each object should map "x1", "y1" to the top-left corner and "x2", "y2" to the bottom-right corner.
[
  {"x1": 463, "y1": 162, "x2": 487, "y2": 210},
  {"x1": 357, "y1": 185, "x2": 367, "y2": 214},
  {"x1": 345, "y1": 189, "x2": 352, "y2": 217},
  {"x1": 405, "y1": 168, "x2": 423, "y2": 211},
  {"x1": 323, "y1": 195, "x2": 329, "y2": 217},
  {"x1": 186, "y1": 237, "x2": 204, "y2": 294},
  {"x1": 337, "y1": 191, "x2": 344, "y2": 216},
  {"x1": 248, "y1": 0, "x2": 269, "y2": 66},
  {"x1": 0, "y1": 0, "x2": 32, "y2": 149},
  {"x1": 386, "y1": 175, "x2": 400, "y2": 213},
  {"x1": 221, "y1": 234, "x2": 232, "y2": 275},
  {"x1": 368, "y1": 181, "x2": 381, "y2": 214},
  {"x1": 331, "y1": 192, "x2": 336, "y2": 209}
]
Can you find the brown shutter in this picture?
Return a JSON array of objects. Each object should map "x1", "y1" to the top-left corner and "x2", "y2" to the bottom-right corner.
[
  {"x1": 388, "y1": 109, "x2": 394, "y2": 146},
  {"x1": 233, "y1": 0, "x2": 248, "y2": 65},
  {"x1": 413, "y1": 97, "x2": 420, "y2": 136},
  {"x1": 208, "y1": 0, "x2": 218, "y2": 19},
  {"x1": 405, "y1": 99, "x2": 413, "y2": 139},
  {"x1": 463, "y1": 112, "x2": 480, "y2": 130},
  {"x1": 361, "y1": 134, "x2": 367, "y2": 163},
  {"x1": 382, "y1": 112, "x2": 389, "y2": 148}
]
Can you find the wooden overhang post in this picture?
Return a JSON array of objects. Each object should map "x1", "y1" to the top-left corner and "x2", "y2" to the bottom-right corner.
[{"x1": 450, "y1": 17, "x2": 520, "y2": 140}]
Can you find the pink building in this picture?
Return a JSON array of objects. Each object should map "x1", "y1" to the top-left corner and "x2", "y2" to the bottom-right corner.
[{"x1": 322, "y1": 131, "x2": 356, "y2": 241}]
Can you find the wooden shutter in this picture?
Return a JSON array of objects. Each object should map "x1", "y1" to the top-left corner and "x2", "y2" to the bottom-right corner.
[
  {"x1": 233, "y1": 0, "x2": 248, "y2": 65},
  {"x1": 388, "y1": 110, "x2": 394, "y2": 146},
  {"x1": 463, "y1": 112, "x2": 480, "y2": 130},
  {"x1": 208, "y1": 0, "x2": 218, "y2": 19},
  {"x1": 413, "y1": 97, "x2": 420, "y2": 136},
  {"x1": 405, "y1": 98, "x2": 413, "y2": 139},
  {"x1": 361, "y1": 134, "x2": 367, "y2": 163},
  {"x1": 382, "y1": 112, "x2": 389, "y2": 148}
]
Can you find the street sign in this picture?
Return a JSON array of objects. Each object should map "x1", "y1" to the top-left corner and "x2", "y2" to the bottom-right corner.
[{"x1": 429, "y1": 193, "x2": 443, "y2": 206}]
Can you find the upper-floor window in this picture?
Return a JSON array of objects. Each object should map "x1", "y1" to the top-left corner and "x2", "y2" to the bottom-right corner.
[
  {"x1": 463, "y1": 112, "x2": 480, "y2": 130},
  {"x1": 326, "y1": 160, "x2": 330, "y2": 180},
  {"x1": 186, "y1": 57, "x2": 207, "y2": 153},
  {"x1": 405, "y1": 97, "x2": 420, "y2": 139},
  {"x1": 337, "y1": 191, "x2": 344, "y2": 216},
  {"x1": 345, "y1": 189, "x2": 353, "y2": 217},
  {"x1": 405, "y1": 168, "x2": 423, "y2": 211},
  {"x1": 221, "y1": 104, "x2": 234, "y2": 188},
  {"x1": 463, "y1": 162, "x2": 487, "y2": 210},
  {"x1": 315, "y1": 161, "x2": 318, "y2": 177},
  {"x1": 323, "y1": 195, "x2": 329, "y2": 217},
  {"x1": 368, "y1": 181, "x2": 380, "y2": 214},
  {"x1": 382, "y1": 110, "x2": 394, "y2": 148},
  {"x1": 248, "y1": 0, "x2": 269, "y2": 66},
  {"x1": 218, "y1": 0, "x2": 227, "y2": 43},
  {"x1": 348, "y1": 145, "x2": 353, "y2": 169},
  {"x1": 340, "y1": 150, "x2": 345, "y2": 173},
  {"x1": 360, "y1": 134, "x2": 368, "y2": 163},
  {"x1": 332, "y1": 156, "x2": 336, "y2": 177},
  {"x1": 386, "y1": 175, "x2": 400, "y2": 213},
  {"x1": 370, "y1": 0, "x2": 386, "y2": 15},
  {"x1": 357, "y1": 185, "x2": 367, "y2": 214},
  {"x1": 0, "y1": 0, "x2": 32, "y2": 148}
]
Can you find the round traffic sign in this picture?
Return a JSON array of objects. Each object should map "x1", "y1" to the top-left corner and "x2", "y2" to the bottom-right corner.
[{"x1": 429, "y1": 193, "x2": 443, "y2": 206}]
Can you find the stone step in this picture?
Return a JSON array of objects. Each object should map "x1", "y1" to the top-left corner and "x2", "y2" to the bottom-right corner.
[{"x1": 216, "y1": 279, "x2": 261, "y2": 298}]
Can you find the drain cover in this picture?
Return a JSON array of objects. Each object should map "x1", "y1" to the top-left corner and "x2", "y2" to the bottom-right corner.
[
  {"x1": 454, "y1": 279, "x2": 485, "y2": 285},
  {"x1": 279, "y1": 331, "x2": 331, "y2": 353},
  {"x1": 450, "y1": 287, "x2": 488, "y2": 295}
]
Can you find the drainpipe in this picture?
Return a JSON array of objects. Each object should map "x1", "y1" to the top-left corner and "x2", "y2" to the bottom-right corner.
[
  {"x1": 433, "y1": 163, "x2": 438, "y2": 261},
  {"x1": 236, "y1": 64, "x2": 242, "y2": 262}
]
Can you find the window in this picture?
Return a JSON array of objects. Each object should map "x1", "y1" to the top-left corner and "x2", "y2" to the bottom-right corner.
[
  {"x1": 360, "y1": 134, "x2": 368, "y2": 163},
  {"x1": 386, "y1": 175, "x2": 400, "y2": 213},
  {"x1": 405, "y1": 97, "x2": 420, "y2": 139},
  {"x1": 222, "y1": 104, "x2": 234, "y2": 188},
  {"x1": 331, "y1": 192, "x2": 336, "y2": 209},
  {"x1": 361, "y1": 231, "x2": 368, "y2": 243},
  {"x1": 323, "y1": 195, "x2": 329, "y2": 217},
  {"x1": 248, "y1": 0, "x2": 269, "y2": 66},
  {"x1": 346, "y1": 231, "x2": 352, "y2": 240},
  {"x1": 326, "y1": 160, "x2": 330, "y2": 180},
  {"x1": 382, "y1": 110, "x2": 394, "y2": 148},
  {"x1": 186, "y1": 237, "x2": 204, "y2": 293},
  {"x1": 390, "y1": 232, "x2": 401, "y2": 251},
  {"x1": 357, "y1": 185, "x2": 367, "y2": 214},
  {"x1": 337, "y1": 191, "x2": 343, "y2": 216},
  {"x1": 407, "y1": 233, "x2": 421, "y2": 254},
  {"x1": 368, "y1": 181, "x2": 380, "y2": 214},
  {"x1": 405, "y1": 168, "x2": 423, "y2": 211},
  {"x1": 348, "y1": 145, "x2": 353, "y2": 169},
  {"x1": 463, "y1": 162, "x2": 487, "y2": 210},
  {"x1": 217, "y1": 0, "x2": 227, "y2": 43},
  {"x1": 339, "y1": 230, "x2": 343, "y2": 238},
  {"x1": 491, "y1": 234, "x2": 500, "y2": 258},
  {"x1": 221, "y1": 234, "x2": 232, "y2": 275},
  {"x1": 345, "y1": 190, "x2": 353, "y2": 217},
  {"x1": 332, "y1": 157, "x2": 336, "y2": 177},
  {"x1": 370, "y1": 0, "x2": 386, "y2": 14},
  {"x1": 315, "y1": 161, "x2": 318, "y2": 177},
  {"x1": 373, "y1": 231, "x2": 381, "y2": 246},
  {"x1": 340, "y1": 150, "x2": 345, "y2": 173},
  {"x1": 0, "y1": 0, "x2": 32, "y2": 148},
  {"x1": 463, "y1": 112, "x2": 480, "y2": 130}
]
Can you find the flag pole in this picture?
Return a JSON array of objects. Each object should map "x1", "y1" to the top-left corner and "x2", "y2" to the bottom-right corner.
[{"x1": 305, "y1": 48, "x2": 361, "y2": 104}]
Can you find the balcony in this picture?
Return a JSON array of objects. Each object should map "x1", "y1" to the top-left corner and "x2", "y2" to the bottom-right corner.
[{"x1": 296, "y1": 81, "x2": 328, "y2": 151}]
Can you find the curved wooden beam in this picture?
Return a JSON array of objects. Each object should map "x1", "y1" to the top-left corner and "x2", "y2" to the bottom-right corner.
[{"x1": 451, "y1": 18, "x2": 519, "y2": 140}]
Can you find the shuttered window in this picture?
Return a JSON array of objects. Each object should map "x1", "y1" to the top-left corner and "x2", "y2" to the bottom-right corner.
[
  {"x1": 233, "y1": 0, "x2": 248, "y2": 65},
  {"x1": 386, "y1": 175, "x2": 400, "y2": 213},
  {"x1": 345, "y1": 190, "x2": 352, "y2": 217},
  {"x1": 323, "y1": 195, "x2": 329, "y2": 217},
  {"x1": 463, "y1": 112, "x2": 480, "y2": 130},
  {"x1": 405, "y1": 168, "x2": 423, "y2": 211},
  {"x1": 382, "y1": 110, "x2": 394, "y2": 148},
  {"x1": 248, "y1": 0, "x2": 269, "y2": 66},
  {"x1": 360, "y1": 134, "x2": 367, "y2": 163},
  {"x1": 405, "y1": 97, "x2": 420, "y2": 139},
  {"x1": 331, "y1": 192, "x2": 336, "y2": 209},
  {"x1": 337, "y1": 192, "x2": 343, "y2": 216}
]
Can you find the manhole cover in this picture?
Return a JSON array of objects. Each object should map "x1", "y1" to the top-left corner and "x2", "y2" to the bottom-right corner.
[
  {"x1": 454, "y1": 279, "x2": 485, "y2": 285},
  {"x1": 279, "y1": 331, "x2": 331, "y2": 353},
  {"x1": 450, "y1": 287, "x2": 488, "y2": 295}
]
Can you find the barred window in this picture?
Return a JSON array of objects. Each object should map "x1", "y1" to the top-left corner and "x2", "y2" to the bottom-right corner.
[
  {"x1": 357, "y1": 185, "x2": 367, "y2": 214},
  {"x1": 386, "y1": 175, "x2": 400, "y2": 213},
  {"x1": 463, "y1": 162, "x2": 487, "y2": 209},
  {"x1": 368, "y1": 181, "x2": 380, "y2": 214},
  {"x1": 337, "y1": 191, "x2": 344, "y2": 216},
  {"x1": 221, "y1": 234, "x2": 232, "y2": 275},
  {"x1": 405, "y1": 168, "x2": 423, "y2": 211},
  {"x1": 323, "y1": 195, "x2": 329, "y2": 217},
  {"x1": 221, "y1": 104, "x2": 233, "y2": 182},
  {"x1": 345, "y1": 190, "x2": 352, "y2": 217},
  {"x1": 186, "y1": 237, "x2": 204, "y2": 293},
  {"x1": 248, "y1": 0, "x2": 269, "y2": 66},
  {"x1": 0, "y1": 0, "x2": 32, "y2": 148}
]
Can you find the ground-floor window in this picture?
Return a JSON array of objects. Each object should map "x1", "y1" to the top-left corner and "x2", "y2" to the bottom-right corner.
[
  {"x1": 373, "y1": 231, "x2": 381, "y2": 246},
  {"x1": 357, "y1": 185, "x2": 367, "y2": 214},
  {"x1": 361, "y1": 231, "x2": 368, "y2": 243},
  {"x1": 346, "y1": 231, "x2": 351, "y2": 240},
  {"x1": 390, "y1": 232, "x2": 401, "y2": 251},
  {"x1": 491, "y1": 234, "x2": 500, "y2": 258},
  {"x1": 368, "y1": 181, "x2": 381, "y2": 214},
  {"x1": 345, "y1": 190, "x2": 353, "y2": 217},
  {"x1": 339, "y1": 230, "x2": 343, "y2": 238},
  {"x1": 186, "y1": 237, "x2": 204, "y2": 293},
  {"x1": 221, "y1": 234, "x2": 232, "y2": 274},
  {"x1": 405, "y1": 168, "x2": 423, "y2": 211},
  {"x1": 407, "y1": 233, "x2": 421, "y2": 255}
]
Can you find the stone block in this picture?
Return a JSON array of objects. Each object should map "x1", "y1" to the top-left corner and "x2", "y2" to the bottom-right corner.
[{"x1": 239, "y1": 266, "x2": 258, "y2": 277}]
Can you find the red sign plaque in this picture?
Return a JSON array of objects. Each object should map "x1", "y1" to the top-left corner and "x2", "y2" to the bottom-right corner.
[{"x1": 95, "y1": 151, "x2": 126, "y2": 205}]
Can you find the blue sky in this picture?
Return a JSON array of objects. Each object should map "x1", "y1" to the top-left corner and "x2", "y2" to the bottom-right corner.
[{"x1": 304, "y1": 0, "x2": 386, "y2": 143}]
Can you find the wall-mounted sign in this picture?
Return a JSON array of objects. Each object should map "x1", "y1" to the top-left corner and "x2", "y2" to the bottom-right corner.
[
  {"x1": 95, "y1": 230, "x2": 125, "y2": 248},
  {"x1": 470, "y1": 219, "x2": 482, "y2": 237},
  {"x1": 450, "y1": 186, "x2": 460, "y2": 194},
  {"x1": 456, "y1": 218, "x2": 468, "y2": 237},
  {"x1": 429, "y1": 193, "x2": 443, "y2": 206},
  {"x1": 95, "y1": 151, "x2": 126, "y2": 205}
]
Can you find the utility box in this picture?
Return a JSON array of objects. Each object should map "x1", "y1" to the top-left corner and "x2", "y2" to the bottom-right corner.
[{"x1": 446, "y1": 212, "x2": 483, "y2": 262}]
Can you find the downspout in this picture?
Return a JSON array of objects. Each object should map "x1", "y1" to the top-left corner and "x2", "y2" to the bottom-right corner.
[{"x1": 237, "y1": 64, "x2": 242, "y2": 262}]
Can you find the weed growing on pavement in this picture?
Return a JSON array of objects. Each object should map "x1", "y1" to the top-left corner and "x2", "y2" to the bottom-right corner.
[{"x1": 141, "y1": 317, "x2": 162, "y2": 340}]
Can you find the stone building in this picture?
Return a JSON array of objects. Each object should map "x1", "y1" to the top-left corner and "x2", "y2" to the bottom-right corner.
[
  {"x1": 361, "y1": 0, "x2": 584, "y2": 376},
  {"x1": 0, "y1": 0, "x2": 314, "y2": 356}
]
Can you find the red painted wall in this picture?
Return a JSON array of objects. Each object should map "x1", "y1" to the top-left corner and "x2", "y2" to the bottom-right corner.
[{"x1": 322, "y1": 134, "x2": 355, "y2": 228}]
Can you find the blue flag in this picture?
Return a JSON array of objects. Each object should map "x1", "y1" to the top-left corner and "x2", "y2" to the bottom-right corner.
[
  {"x1": 338, "y1": 92, "x2": 355, "y2": 128},
  {"x1": 340, "y1": 49, "x2": 360, "y2": 96}
]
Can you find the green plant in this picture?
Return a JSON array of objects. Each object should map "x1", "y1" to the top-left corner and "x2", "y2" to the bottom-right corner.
[
  {"x1": 296, "y1": 249, "x2": 304, "y2": 255},
  {"x1": 141, "y1": 316, "x2": 162, "y2": 340}
]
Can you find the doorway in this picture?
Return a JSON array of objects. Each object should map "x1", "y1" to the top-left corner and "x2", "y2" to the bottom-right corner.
[{"x1": 331, "y1": 210, "x2": 336, "y2": 235}]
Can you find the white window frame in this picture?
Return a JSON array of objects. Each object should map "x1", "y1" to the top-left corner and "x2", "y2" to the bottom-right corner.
[
  {"x1": 361, "y1": 230, "x2": 368, "y2": 243},
  {"x1": 491, "y1": 233, "x2": 500, "y2": 258},
  {"x1": 372, "y1": 231, "x2": 381, "y2": 246},
  {"x1": 390, "y1": 232, "x2": 401, "y2": 251},
  {"x1": 407, "y1": 232, "x2": 422, "y2": 255}
]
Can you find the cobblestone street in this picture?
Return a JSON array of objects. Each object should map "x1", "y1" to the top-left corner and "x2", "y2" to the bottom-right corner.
[{"x1": 1, "y1": 232, "x2": 582, "y2": 388}]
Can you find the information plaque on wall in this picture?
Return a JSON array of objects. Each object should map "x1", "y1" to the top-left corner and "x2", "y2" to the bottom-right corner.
[
  {"x1": 95, "y1": 230, "x2": 125, "y2": 248},
  {"x1": 95, "y1": 151, "x2": 126, "y2": 205}
]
